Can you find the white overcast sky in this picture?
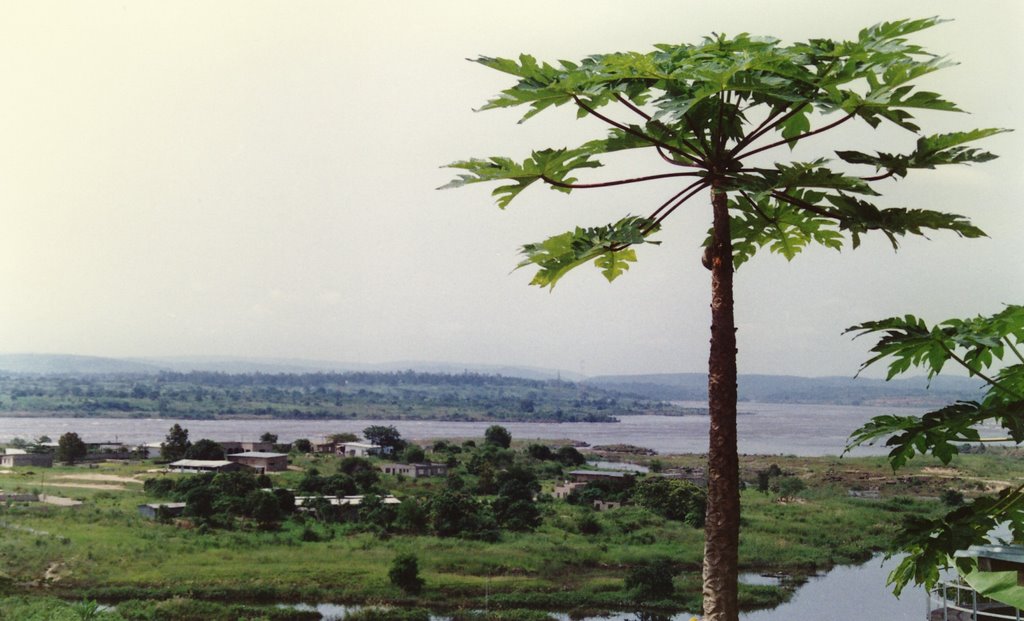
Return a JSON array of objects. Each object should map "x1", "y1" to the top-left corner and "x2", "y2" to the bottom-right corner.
[{"x1": 1, "y1": 1, "x2": 1021, "y2": 378}]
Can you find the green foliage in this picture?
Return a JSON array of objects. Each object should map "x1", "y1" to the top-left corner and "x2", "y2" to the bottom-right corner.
[
  {"x1": 402, "y1": 445, "x2": 426, "y2": 464},
  {"x1": 443, "y1": 17, "x2": 1004, "y2": 287},
  {"x1": 941, "y1": 489, "x2": 965, "y2": 507},
  {"x1": 484, "y1": 424, "x2": 512, "y2": 448},
  {"x1": 57, "y1": 432, "x2": 87, "y2": 465},
  {"x1": 633, "y1": 477, "x2": 707, "y2": 527},
  {"x1": 363, "y1": 425, "x2": 407, "y2": 454},
  {"x1": 773, "y1": 477, "x2": 806, "y2": 500},
  {"x1": 0, "y1": 370, "x2": 664, "y2": 422},
  {"x1": 554, "y1": 446, "x2": 586, "y2": 466},
  {"x1": 339, "y1": 457, "x2": 381, "y2": 492},
  {"x1": 846, "y1": 304, "x2": 1024, "y2": 596},
  {"x1": 429, "y1": 488, "x2": 499, "y2": 541},
  {"x1": 526, "y1": 444, "x2": 552, "y2": 460},
  {"x1": 576, "y1": 511, "x2": 602, "y2": 535},
  {"x1": 183, "y1": 439, "x2": 225, "y2": 461},
  {"x1": 492, "y1": 465, "x2": 542, "y2": 531},
  {"x1": 388, "y1": 552, "x2": 425, "y2": 595},
  {"x1": 161, "y1": 424, "x2": 190, "y2": 461},
  {"x1": 343, "y1": 608, "x2": 431, "y2": 621},
  {"x1": 624, "y1": 558, "x2": 676, "y2": 601}
]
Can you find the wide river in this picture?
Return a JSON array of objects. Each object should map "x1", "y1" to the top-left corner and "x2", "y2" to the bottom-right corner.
[
  {"x1": 0, "y1": 401, "x2": 927, "y2": 456},
  {"x1": 1, "y1": 402, "x2": 938, "y2": 619}
]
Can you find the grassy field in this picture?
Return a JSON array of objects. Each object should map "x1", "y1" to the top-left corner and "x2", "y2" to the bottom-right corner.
[{"x1": 0, "y1": 450, "x2": 1019, "y2": 620}]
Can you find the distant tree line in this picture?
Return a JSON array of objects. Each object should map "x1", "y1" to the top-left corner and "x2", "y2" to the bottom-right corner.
[{"x1": 0, "y1": 370, "x2": 678, "y2": 421}]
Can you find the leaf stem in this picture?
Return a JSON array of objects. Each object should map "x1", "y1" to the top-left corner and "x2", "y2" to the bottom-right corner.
[
  {"x1": 938, "y1": 341, "x2": 1024, "y2": 400},
  {"x1": 737, "y1": 112, "x2": 855, "y2": 161},
  {"x1": 1005, "y1": 336, "x2": 1024, "y2": 366},
  {"x1": 573, "y1": 96, "x2": 707, "y2": 168},
  {"x1": 539, "y1": 171, "x2": 703, "y2": 189},
  {"x1": 646, "y1": 179, "x2": 712, "y2": 231},
  {"x1": 614, "y1": 93, "x2": 651, "y2": 121},
  {"x1": 614, "y1": 93, "x2": 710, "y2": 162},
  {"x1": 861, "y1": 170, "x2": 897, "y2": 182},
  {"x1": 769, "y1": 190, "x2": 835, "y2": 219}
]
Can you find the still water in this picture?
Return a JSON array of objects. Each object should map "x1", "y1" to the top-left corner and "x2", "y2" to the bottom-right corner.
[
  {"x1": 284, "y1": 555, "x2": 915, "y2": 620},
  {"x1": 284, "y1": 555, "x2": 916, "y2": 621},
  {"x1": 0, "y1": 401, "x2": 926, "y2": 456}
]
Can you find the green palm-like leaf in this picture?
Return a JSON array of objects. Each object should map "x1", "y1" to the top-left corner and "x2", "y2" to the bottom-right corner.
[{"x1": 517, "y1": 217, "x2": 660, "y2": 288}]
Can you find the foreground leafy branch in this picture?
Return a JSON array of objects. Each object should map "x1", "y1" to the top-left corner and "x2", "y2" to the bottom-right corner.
[{"x1": 846, "y1": 305, "x2": 1024, "y2": 595}]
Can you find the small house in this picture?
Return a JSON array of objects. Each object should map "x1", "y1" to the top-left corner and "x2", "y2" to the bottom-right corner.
[
  {"x1": 379, "y1": 462, "x2": 448, "y2": 478},
  {"x1": 226, "y1": 451, "x2": 289, "y2": 473},
  {"x1": 338, "y1": 442, "x2": 382, "y2": 457},
  {"x1": 294, "y1": 494, "x2": 400, "y2": 520},
  {"x1": 168, "y1": 459, "x2": 248, "y2": 474},
  {"x1": 312, "y1": 440, "x2": 337, "y2": 454},
  {"x1": 1, "y1": 452, "x2": 53, "y2": 468},
  {"x1": 660, "y1": 467, "x2": 708, "y2": 488},
  {"x1": 568, "y1": 470, "x2": 636, "y2": 484},
  {"x1": 138, "y1": 502, "x2": 187, "y2": 520},
  {"x1": 219, "y1": 441, "x2": 275, "y2": 455},
  {"x1": 552, "y1": 481, "x2": 586, "y2": 499}
]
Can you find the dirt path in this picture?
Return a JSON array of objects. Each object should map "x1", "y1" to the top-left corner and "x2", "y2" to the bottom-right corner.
[
  {"x1": 45, "y1": 482, "x2": 126, "y2": 491},
  {"x1": 39, "y1": 494, "x2": 83, "y2": 506},
  {"x1": 51, "y1": 473, "x2": 141, "y2": 484}
]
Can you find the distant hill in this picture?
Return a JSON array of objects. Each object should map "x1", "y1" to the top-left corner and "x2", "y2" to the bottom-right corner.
[
  {"x1": 0, "y1": 353, "x2": 579, "y2": 381},
  {"x1": 0, "y1": 354, "x2": 984, "y2": 407},
  {"x1": 585, "y1": 372, "x2": 983, "y2": 406},
  {"x1": 0, "y1": 354, "x2": 163, "y2": 375}
]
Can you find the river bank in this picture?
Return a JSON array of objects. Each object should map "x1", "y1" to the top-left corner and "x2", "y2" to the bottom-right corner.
[{"x1": 0, "y1": 401, "x2": 929, "y2": 456}]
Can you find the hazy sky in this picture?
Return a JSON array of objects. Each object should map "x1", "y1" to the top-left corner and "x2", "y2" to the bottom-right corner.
[{"x1": 2, "y1": 1, "x2": 1021, "y2": 378}]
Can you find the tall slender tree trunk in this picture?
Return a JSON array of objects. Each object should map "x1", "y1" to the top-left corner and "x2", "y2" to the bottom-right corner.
[{"x1": 702, "y1": 188, "x2": 739, "y2": 621}]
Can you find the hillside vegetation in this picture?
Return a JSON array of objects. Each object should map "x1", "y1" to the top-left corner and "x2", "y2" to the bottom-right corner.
[{"x1": 0, "y1": 371, "x2": 684, "y2": 422}]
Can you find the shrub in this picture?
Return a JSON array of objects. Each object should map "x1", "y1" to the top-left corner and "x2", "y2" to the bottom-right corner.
[
  {"x1": 484, "y1": 425, "x2": 512, "y2": 449},
  {"x1": 941, "y1": 489, "x2": 965, "y2": 506},
  {"x1": 624, "y1": 558, "x2": 675, "y2": 601},
  {"x1": 577, "y1": 511, "x2": 602, "y2": 535},
  {"x1": 388, "y1": 553, "x2": 424, "y2": 595}
]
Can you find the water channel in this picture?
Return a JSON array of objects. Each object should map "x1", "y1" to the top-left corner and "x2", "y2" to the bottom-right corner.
[{"x1": 284, "y1": 554, "x2": 917, "y2": 620}]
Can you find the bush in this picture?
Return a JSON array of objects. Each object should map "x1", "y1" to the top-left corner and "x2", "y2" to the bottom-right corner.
[
  {"x1": 526, "y1": 444, "x2": 552, "y2": 460},
  {"x1": 773, "y1": 477, "x2": 806, "y2": 500},
  {"x1": 402, "y1": 445, "x2": 426, "y2": 464},
  {"x1": 576, "y1": 511, "x2": 602, "y2": 535},
  {"x1": 624, "y1": 558, "x2": 675, "y2": 601},
  {"x1": 388, "y1": 553, "x2": 425, "y2": 595},
  {"x1": 484, "y1": 425, "x2": 512, "y2": 449},
  {"x1": 555, "y1": 446, "x2": 586, "y2": 466},
  {"x1": 941, "y1": 489, "x2": 965, "y2": 506},
  {"x1": 633, "y1": 477, "x2": 706, "y2": 527}
]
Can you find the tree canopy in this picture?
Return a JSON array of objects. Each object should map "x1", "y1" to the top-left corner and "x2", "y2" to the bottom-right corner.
[
  {"x1": 443, "y1": 17, "x2": 1004, "y2": 285},
  {"x1": 161, "y1": 424, "x2": 190, "y2": 461},
  {"x1": 57, "y1": 432, "x2": 87, "y2": 464}
]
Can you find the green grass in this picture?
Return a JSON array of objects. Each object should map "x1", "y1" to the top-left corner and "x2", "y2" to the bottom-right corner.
[{"x1": 3, "y1": 451, "x2": 1017, "y2": 617}]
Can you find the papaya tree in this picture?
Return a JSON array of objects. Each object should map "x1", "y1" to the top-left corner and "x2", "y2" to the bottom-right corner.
[
  {"x1": 442, "y1": 18, "x2": 1005, "y2": 620},
  {"x1": 846, "y1": 304, "x2": 1024, "y2": 601}
]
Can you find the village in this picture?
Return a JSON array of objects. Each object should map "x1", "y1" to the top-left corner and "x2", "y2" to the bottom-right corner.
[
  {"x1": 1, "y1": 422, "x2": 1019, "y2": 620},
  {"x1": 0, "y1": 425, "x2": 709, "y2": 528}
]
